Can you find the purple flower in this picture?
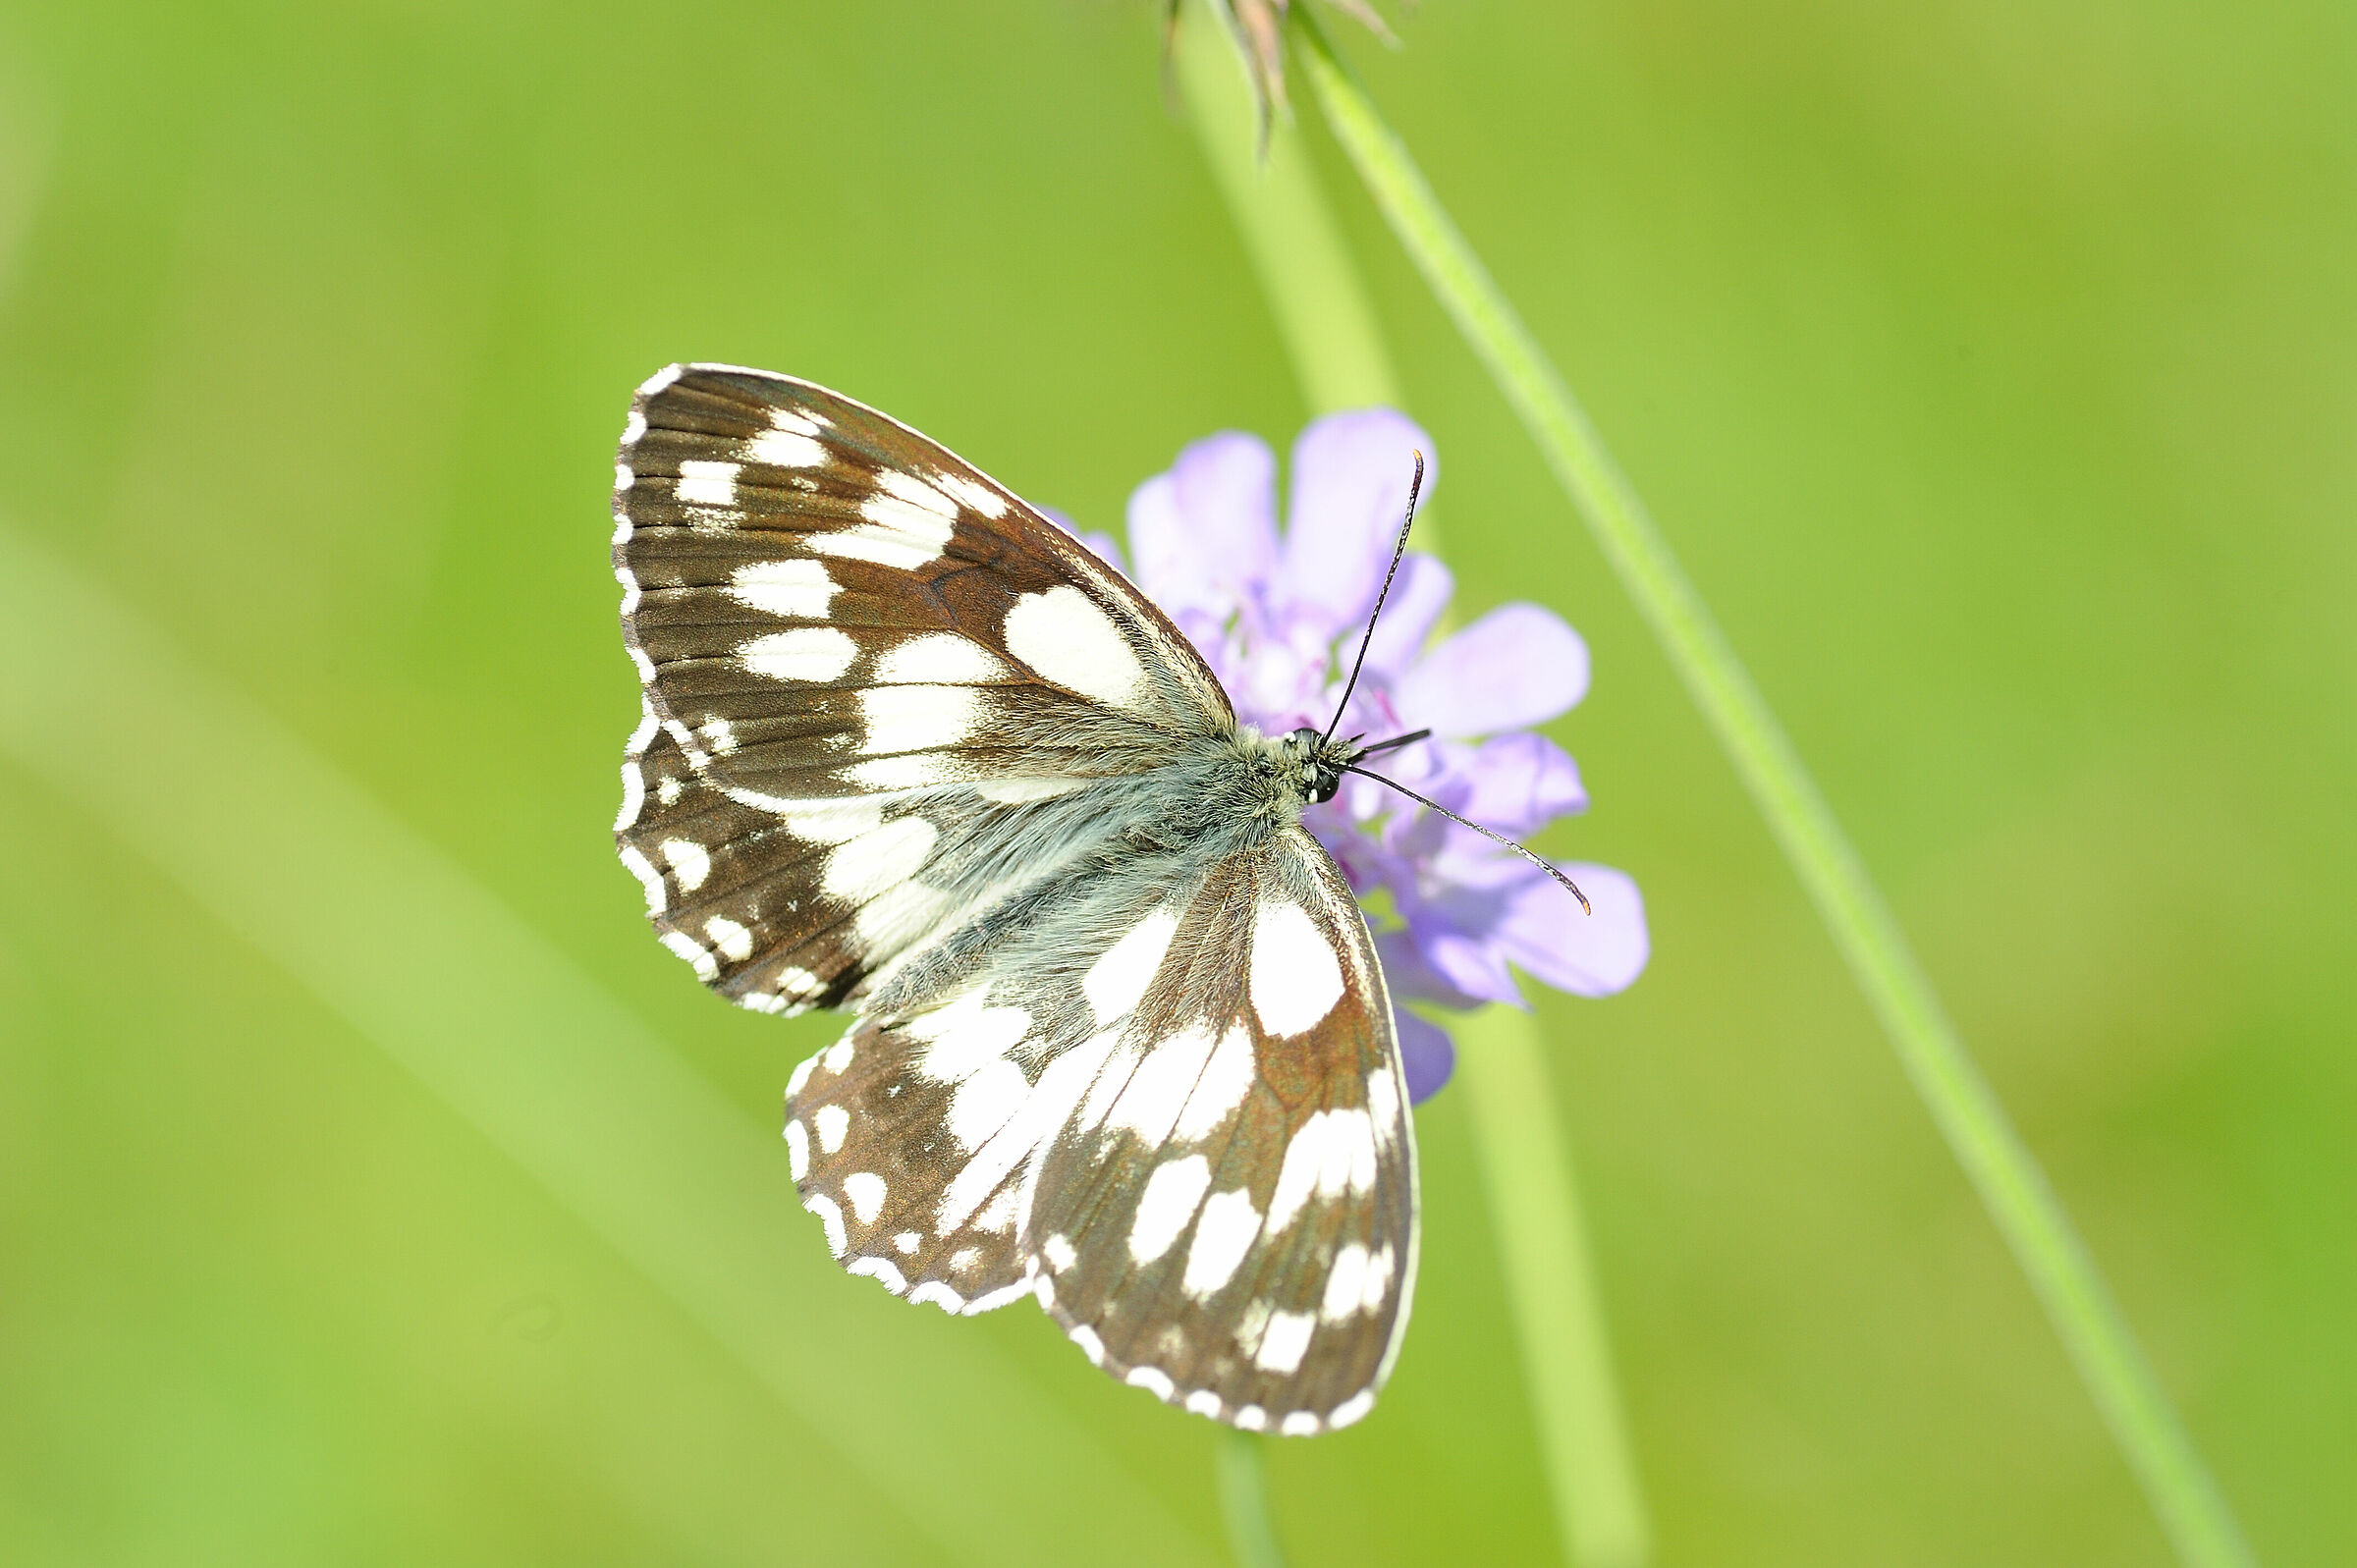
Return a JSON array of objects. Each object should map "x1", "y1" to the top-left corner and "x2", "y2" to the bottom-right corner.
[{"x1": 1086, "y1": 409, "x2": 1649, "y2": 1104}]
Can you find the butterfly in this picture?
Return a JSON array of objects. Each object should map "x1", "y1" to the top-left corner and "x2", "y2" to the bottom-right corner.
[{"x1": 611, "y1": 364, "x2": 1442, "y2": 1435}]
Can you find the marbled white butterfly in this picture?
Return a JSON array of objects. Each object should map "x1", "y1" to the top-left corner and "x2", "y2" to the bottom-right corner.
[{"x1": 613, "y1": 365, "x2": 1504, "y2": 1435}]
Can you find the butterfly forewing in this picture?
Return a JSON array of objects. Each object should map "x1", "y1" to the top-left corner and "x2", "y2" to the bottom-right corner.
[{"x1": 613, "y1": 364, "x2": 1230, "y2": 1007}]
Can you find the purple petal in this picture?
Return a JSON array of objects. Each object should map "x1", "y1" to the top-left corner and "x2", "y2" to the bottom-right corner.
[
  {"x1": 1374, "y1": 928, "x2": 1489, "y2": 1009},
  {"x1": 1395, "y1": 604, "x2": 1590, "y2": 737},
  {"x1": 1275, "y1": 409, "x2": 1436, "y2": 639},
  {"x1": 1491, "y1": 861, "x2": 1649, "y2": 998},
  {"x1": 1395, "y1": 1010, "x2": 1457, "y2": 1104},
  {"x1": 1359, "y1": 552, "x2": 1453, "y2": 677},
  {"x1": 1456, "y1": 733, "x2": 1587, "y2": 837},
  {"x1": 1406, "y1": 909, "x2": 1525, "y2": 1007},
  {"x1": 1124, "y1": 432, "x2": 1277, "y2": 621}
]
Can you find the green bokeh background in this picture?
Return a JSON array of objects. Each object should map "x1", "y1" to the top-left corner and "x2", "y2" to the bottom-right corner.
[{"x1": 3, "y1": 2, "x2": 2350, "y2": 1563}]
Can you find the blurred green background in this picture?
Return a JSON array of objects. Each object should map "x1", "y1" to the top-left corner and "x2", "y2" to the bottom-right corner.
[{"x1": 2, "y1": 0, "x2": 2351, "y2": 1563}]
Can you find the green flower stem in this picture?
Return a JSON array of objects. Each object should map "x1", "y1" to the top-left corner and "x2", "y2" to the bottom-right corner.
[
  {"x1": 1291, "y1": 19, "x2": 2255, "y2": 1568},
  {"x1": 1176, "y1": 0, "x2": 1398, "y2": 416},
  {"x1": 1216, "y1": 1430, "x2": 1290, "y2": 1568},
  {"x1": 1455, "y1": 1008, "x2": 1650, "y2": 1568},
  {"x1": 1179, "y1": 10, "x2": 1653, "y2": 1567}
]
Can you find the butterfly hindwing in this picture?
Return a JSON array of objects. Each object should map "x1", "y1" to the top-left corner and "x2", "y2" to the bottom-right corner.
[
  {"x1": 782, "y1": 824, "x2": 1415, "y2": 1433},
  {"x1": 1027, "y1": 828, "x2": 1414, "y2": 1434}
]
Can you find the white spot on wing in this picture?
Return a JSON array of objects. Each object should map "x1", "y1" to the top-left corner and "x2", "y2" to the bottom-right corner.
[
  {"x1": 1323, "y1": 1243, "x2": 1371, "y2": 1323},
  {"x1": 661, "y1": 838, "x2": 711, "y2": 892},
  {"x1": 892, "y1": 1231, "x2": 919, "y2": 1255},
  {"x1": 876, "y1": 633, "x2": 1007, "y2": 684},
  {"x1": 930, "y1": 468, "x2": 1007, "y2": 518},
  {"x1": 806, "y1": 1193, "x2": 848, "y2": 1256},
  {"x1": 762, "y1": 404, "x2": 823, "y2": 438},
  {"x1": 728, "y1": 558, "x2": 837, "y2": 619},
  {"x1": 1267, "y1": 1113, "x2": 1328, "y2": 1235},
  {"x1": 964, "y1": 1279, "x2": 1030, "y2": 1314},
  {"x1": 704, "y1": 916, "x2": 752, "y2": 961},
  {"x1": 1069, "y1": 1325, "x2": 1106, "y2": 1366},
  {"x1": 1042, "y1": 1233, "x2": 1077, "y2": 1272},
  {"x1": 1125, "y1": 1367, "x2": 1176, "y2": 1401},
  {"x1": 947, "y1": 1058, "x2": 1029, "y2": 1152},
  {"x1": 616, "y1": 761, "x2": 645, "y2": 832},
  {"x1": 1328, "y1": 1390, "x2": 1376, "y2": 1430},
  {"x1": 1233, "y1": 1405, "x2": 1267, "y2": 1432},
  {"x1": 843, "y1": 1171, "x2": 887, "y2": 1224},
  {"x1": 1366, "y1": 1065, "x2": 1401, "y2": 1148},
  {"x1": 774, "y1": 797, "x2": 883, "y2": 846},
  {"x1": 808, "y1": 480, "x2": 957, "y2": 569},
  {"x1": 822, "y1": 817, "x2": 937, "y2": 903},
  {"x1": 784, "y1": 1118, "x2": 809, "y2": 1179},
  {"x1": 852, "y1": 879, "x2": 951, "y2": 955},
  {"x1": 972, "y1": 777, "x2": 1083, "y2": 804},
  {"x1": 856, "y1": 684, "x2": 979, "y2": 755},
  {"x1": 1174, "y1": 1023, "x2": 1256, "y2": 1141},
  {"x1": 875, "y1": 468, "x2": 960, "y2": 517},
  {"x1": 660, "y1": 930, "x2": 717, "y2": 981},
  {"x1": 1127, "y1": 1154, "x2": 1211, "y2": 1265},
  {"x1": 1082, "y1": 908, "x2": 1179, "y2": 1025},
  {"x1": 1249, "y1": 900, "x2": 1344, "y2": 1037},
  {"x1": 813, "y1": 1104, "x2": 850, "y2": 1154},
  {"x1": 743, "y1": 427, "x2": 826, "y2": 468},
  {"x1": 1105, "y1": 1024, "x2": 1218, "y2": 1148},
  {"x1": 972, "y1": 1188, "x2": 1020, "y2": 1235},
  {"x1": 1279, "y1": 1411, "x2": 1322, "y2": 1437},
  {"x1": 1181, "y1": 1188, "x2": 1263, "y2": 1299},
  {"x1": 904, "y1": 990, "x2": 1030, "y2": 1081},
  {"x1": 840, "y1": 755, "x2": 954, "y2": 790},
  {"x1": 625, "y1": 703, "x2": 660, "y2": 757},
  {"x1": 909, "y1": 1281, "x2": 964, "y2": 1313},
  {"x1": 1254, "y1": 1311, "x2": 1316, "y2": 1376},
  {"x1": 1184, "y1": 1390, "x2": 1223, "y2": 1419},
  {"x1": 936, "y1": 1030, "x2": 1121, "y2": 1236},
  {"x1": 741, "y1": 625, "x2": 858, "y2": 682},
  {"x1": 848, "y1": 1256, "x2": 906, "y2": 1294},
  {"x1": 619, "y1": 845, "x2": 666, "y2": 913},
  {"x1": 676, "y1": 459, "x2": 739, "y2": 506},
  {"x1": 1003, "y1": 585, "x2": 1147, "y2": 710},
  {"x1": 824, "y1": 1039, "x2": 854, "y2": 1075},
  {"x1": 1361, "y1": 1243, "x2": 1396, "y2": 1315}
]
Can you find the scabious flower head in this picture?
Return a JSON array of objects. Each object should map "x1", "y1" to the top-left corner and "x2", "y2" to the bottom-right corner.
[{"x1": 1077, "y1": 409, "x2": 1649, "y2": 1103}]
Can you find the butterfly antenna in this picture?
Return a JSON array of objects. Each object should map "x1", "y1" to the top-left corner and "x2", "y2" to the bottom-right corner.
[
  {"x1": 1340, "y1": 762, "x2": 1593, "y2": 914},
  {"x1": 1356, "y1": 728, "x2": 1431, "y2": 758},
  {"x1": 1321, "y1": 451, "x2": 1427, "y2": 748}
]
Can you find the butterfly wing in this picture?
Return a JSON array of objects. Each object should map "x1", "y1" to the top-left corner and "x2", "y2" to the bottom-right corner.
[
  {"x1": 613, "y1": 364, "x2": 1232, "y2": 1010},
  {"x1": 786, "y1": 822, "x2": 1416, "y2": 1434}
]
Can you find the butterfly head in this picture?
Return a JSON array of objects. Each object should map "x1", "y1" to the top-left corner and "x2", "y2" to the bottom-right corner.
[{"x1": 1280, "y1": 726, "x2": 1357, "y2": 806}]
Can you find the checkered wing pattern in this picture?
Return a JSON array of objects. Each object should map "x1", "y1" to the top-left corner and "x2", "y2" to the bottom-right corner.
[
  {"x1": 610, "y1": 365, "x2": 1419, "y2": 1434},
  {"x1": 783, "y1": 827, "x2": 1415, "y2": 1435},
  {"x1": 613, "y1": 364, "x2": 1229, "y2": 1011}
]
